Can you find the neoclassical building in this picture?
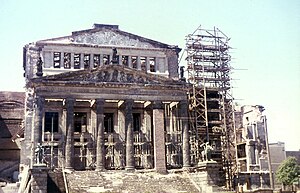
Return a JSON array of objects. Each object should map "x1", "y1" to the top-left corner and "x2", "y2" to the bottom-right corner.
[{"x1": 21, "y1": 24, "x2": 191, "y2": 173}]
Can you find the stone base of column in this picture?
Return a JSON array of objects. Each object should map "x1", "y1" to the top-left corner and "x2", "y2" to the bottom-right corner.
[
  {"x1": 125, "y1": 166, "x2": 135, "y2": 172},
  {"x1": 155, "y1": 168, "x2": 167, "y2": 174},
  {"x1": 95, "y1": 167, "x2": 106, "y2": 172},
  {"x1": 30, "y1": 165, "x2": 49, "y2": 193},
  {"x1": 196, "y1": 161, "x2": 221, "y2": 190}
]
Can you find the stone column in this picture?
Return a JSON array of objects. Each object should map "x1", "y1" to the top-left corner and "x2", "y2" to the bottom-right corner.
[
  {"x1": 65, "y1": 98, "x2": 75, "y2": 169},
  {"x1": 125, "y1": 99, "x2": 134, "y2": 171},
  {"x1": 32, "y1": 95, "x2": 44, "y2": 165},
  {"x1": 96, "y1": 99, "x2": 105, "y2": 171},
  {"x1": 179, "y1": 100, "x2": 191, "y2": 168},
  {"x1": 152, "y1": 101, "x2": 167, "y2": 173}
]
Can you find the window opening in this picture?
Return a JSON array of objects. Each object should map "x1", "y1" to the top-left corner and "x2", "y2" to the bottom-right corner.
[
  {"x1": 103, "y1": 55, "x2": 110, "y2": 65},
  {"x1": 83, "y1": 54, "x2": 90, "y2": 69},
  {"x1": 64, "y1": 53, "x2": 71, "y2": 69},
  {"x1": 93, "y1": 54, "x2": 100, "y2": 68},
  {"x1": 122, "y1": 56, "x2": 129, "y2": 66},
  {"x1": 149, "y1": 57, "x2": 156, "y2": 72},
  {"x1": 74, "y1": 54, "x2": 81, "y2": 69},
  {"x1": 140, "y1": 57, "x2": 146, "y2": 71},
  {"x1": 104, "y1": 113, "x2": 114, "y2": 133},
  {"x1": 44, "y1": 112, "x2": 59, "y2": 132},
  {"x1": 133, "y1": 113, "x2": 141, "y2": 132},
  {"x1": 74, "y1": 112, "x2": 87, "y2": 133},
  {"x1": 131, "y1": 56, "x2": 137, "y2": 69},
  {"x1": 53, "y1": 52, "x2": 61, "y2": 68}
]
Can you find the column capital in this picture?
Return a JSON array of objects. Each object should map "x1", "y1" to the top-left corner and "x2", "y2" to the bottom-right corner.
[
  {"x1": 96, "y1": 98, "x2": 105, "y2": 114},
  {"x1": 152, "y1": 100, "x2": 163, "y2": 109},
  {"x1": 64, "y1": 98, "x2": 75, "y2": 109}
]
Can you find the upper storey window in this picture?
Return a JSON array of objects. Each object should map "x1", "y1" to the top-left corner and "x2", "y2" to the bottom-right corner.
[
  {"x1": 74, "y1": 53, "x2": 81, "y2": 69},
  {"x1": 53, "y1": 52, "x2": 61, "y2": 68},
  {"x1": 140, "y1": 57, "x2": 146, "y2": 71},
  {"x1": 103, "y1": 55, "x2": 110, "y2": 65},
  {"x1": 84, "y1": 54, "x2": 90, "y2": 69},
  {"x1": 122, "y1": 56, "x2": 129, "y2": 66},
  {"x1": 93, "y1": 54, "x2": 100, "y2": 68},
  {"x1": 132, "y1": 56, "x2": 137, "y2": 69},
  {"x1": 149, "y1": 57, "x2": 156, "y2": 72},
  {"x1": 64, "y1": 53, "x2": 71, "y2": 69}
]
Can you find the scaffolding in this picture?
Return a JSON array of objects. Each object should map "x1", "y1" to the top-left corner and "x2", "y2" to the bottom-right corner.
[{"x1": 186, "y1": 26, "x2": 236, "y2": 189}]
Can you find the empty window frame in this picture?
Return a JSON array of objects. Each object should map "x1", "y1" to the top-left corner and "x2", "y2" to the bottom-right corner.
[
  {"x1": 122, "y1": 56, "x2": 129, "y2": 66},
  {"x1": 53, "y1": 52, "x2": 61, "y2": 68},
  {"x1": 93, "y1": 54, "x2": 100, "y2": 68},
  {"x1": 74, "y1": 112, "x2": 87, "y2": 133},
  {"x1": 104, "y1": 113, "x2": 114, "y2": 133},
  {"x1": 133, "y1": 113, "x2": 141, "y2": 132},
  {"x1": 83, "y1": 54, "x2": 90, "y2": 69},
  {"x1": 131, "y1": 56, "x2": 137, "y2": 69},
  {"x1": 103, "y1": 55, "x2": 110, "y2": 65},
  {"x1": 64, "y1": 53, "x2": 71, "y2": 69},
  {"x1": 74, "y1": 54, "x2": 81, "y2": 69},
  {"x1": 44, "y1": 112, "x2": 59, "y2": 132},
  {"x1": 140, "y1": 57, "x2": 146, "y2": 71},
  {"x1": 149, "y1": 57, "x2": 156, "y2": 72}
]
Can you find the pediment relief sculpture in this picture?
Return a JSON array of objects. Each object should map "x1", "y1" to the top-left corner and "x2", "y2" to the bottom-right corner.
[{"x1": 39, "y1": 65, "x2": 183, "y2": 86}]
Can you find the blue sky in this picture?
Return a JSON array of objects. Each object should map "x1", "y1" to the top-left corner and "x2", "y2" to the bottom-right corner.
[{"x1": 0, "y1": 0, "x2": 299, "y2": 150}]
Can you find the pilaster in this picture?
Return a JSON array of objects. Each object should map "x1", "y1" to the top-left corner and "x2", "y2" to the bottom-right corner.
[{"x1": 152, "y1": 101, "x2": 167, "y2": 173}]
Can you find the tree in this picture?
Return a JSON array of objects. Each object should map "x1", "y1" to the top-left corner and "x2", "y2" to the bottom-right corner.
[{"x1": 275, "y1": 157, "x2": 300, "y2": 187}]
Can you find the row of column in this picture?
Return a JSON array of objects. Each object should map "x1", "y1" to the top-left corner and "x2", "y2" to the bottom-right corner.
[{"x1": 32, "y1": 96, "x2": 191, "y2": 172}]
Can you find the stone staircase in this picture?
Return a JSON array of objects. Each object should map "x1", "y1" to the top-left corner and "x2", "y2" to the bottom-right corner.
[
  {"x1": 0, "y1": 183, "x2": 19, "y2": 193},
  {"x1": 66, "y1": 170, "x2": 201, "y2": 193}
]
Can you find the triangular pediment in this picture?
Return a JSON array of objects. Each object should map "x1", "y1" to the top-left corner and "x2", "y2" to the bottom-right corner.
[
  {"x1": 37, "y1": 26, "x2": 172, "y2": 49},
  {"x1": 37, "y1": 65, "x2": 185, "y2": 87}
]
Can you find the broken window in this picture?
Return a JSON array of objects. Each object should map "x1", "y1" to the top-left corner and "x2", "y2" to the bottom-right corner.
[
  {"x1": 64, "y1": 53, "x2": 71, "y2": 69},
  {"x1": 104, "y1": 113, "x2": 114, "y2": 133},
  {"x1": 53, "y1": 52, "x2": 61, "y2": 68},
  {"x1": 93, "y1": 54, "x2": 100, "y2": 68},
  {"x1": 131, "y1": 56, "x2": 137, "y2": 69},
  {"x1": 140, "y1": 57, "x2": 146, "y2": 71},
  {"x1": 103, "y1": 55, "x2": 110, "y2": 65},
  {"x1": 74, "y1": 54, "x2": 81, "y2": 69},
  {"x1": 149, "y1": 57, "x2": 156, "y2": 72},
  {"x1": 133, "y1": 113, "x2": 141, "y2": 132},
  {"x1": 74, "y1": 112, "x2": 87, "y2": 133},
  {"x1": 44, "y1": 112, "x2": 59, "y2": 132},
  {"x1": 122, "y1": 56, "x2": 129, "y2": 66},
  {"x1": 83, "y1": 54, "x2": 90, "y2": 69}
]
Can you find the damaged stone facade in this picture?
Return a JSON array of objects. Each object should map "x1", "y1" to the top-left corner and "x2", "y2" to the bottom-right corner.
[
  {"x1": 21, "y1": 24, "x2": 192, "y2": 175},
  {"x1": 235, "y1": 105, "x2": 272, "y2": 190}
]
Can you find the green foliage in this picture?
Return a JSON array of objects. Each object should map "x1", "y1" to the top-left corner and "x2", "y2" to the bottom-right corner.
[{"x1": 275, "y1": 157, "x2": 300, "y2": 186}]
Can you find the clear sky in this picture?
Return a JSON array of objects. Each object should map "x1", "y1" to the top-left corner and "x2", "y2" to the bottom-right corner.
[{"x1": 0, "y1": 0, "x2": 299, "y2": 150}]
